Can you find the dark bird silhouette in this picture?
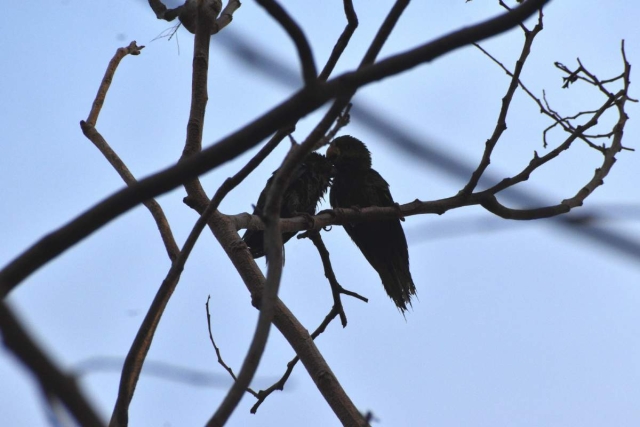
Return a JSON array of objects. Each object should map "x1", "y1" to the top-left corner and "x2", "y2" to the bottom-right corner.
[
  {"x1": 327, "y1": 135, "x2": 416, "y2": 312},
  {"x1": 242, "y1": 152, "x2": 334, "y2": 259}
]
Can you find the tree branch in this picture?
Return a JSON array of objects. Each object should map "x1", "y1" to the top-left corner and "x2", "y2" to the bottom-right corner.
[
  {"x1": 255, "y1": 0, "x2": 317, "y2": 85},
  {"x1": 80, "y1": 41, "x2": 179, "y2": 262},
  {"x1": 0, "y1": 301, "x2": 104, "y2": 427},
  {"x1": 318, "y1": 0, "x2": 358, "y2": 81},
  {"x1": 461, "y1": 10, "x2": 543, "y2": 195}
]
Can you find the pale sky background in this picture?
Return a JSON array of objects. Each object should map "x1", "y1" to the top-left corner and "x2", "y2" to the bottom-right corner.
[{"x1": 2, "y1": 1, "x2": 640, "y2": 426}]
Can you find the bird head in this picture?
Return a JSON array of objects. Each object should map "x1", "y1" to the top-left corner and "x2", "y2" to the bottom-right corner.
[{"x1": 326, "y1": 135, "x2": 372, "y2": 171}]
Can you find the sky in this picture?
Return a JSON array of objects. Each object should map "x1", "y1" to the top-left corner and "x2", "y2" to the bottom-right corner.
[{"x1": 1, "y1": 1, "x2": 640, "y2": 426}]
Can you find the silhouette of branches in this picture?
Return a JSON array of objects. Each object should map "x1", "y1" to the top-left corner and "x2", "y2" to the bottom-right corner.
[{"x1": 6, "y1": 1, "x2": 636, "y2": 427}]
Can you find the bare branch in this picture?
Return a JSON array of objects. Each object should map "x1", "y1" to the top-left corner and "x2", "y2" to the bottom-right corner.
[
  {"x1": 318, "y1": 0, "x2": 358, "y2": 81},
  {"x1": 205, "y1": 296, "x2": 260, "y2": 397},
  {"x1": 212, "y1": 0, "x2": 242, "y2": 34},
  {"x1": 111, "y1": 4, "x2": 220, "y2": 425},
  {"x1": 360, "y1": 0, "x2": 410, "y2": 67},
  {"x1": 147, "y1": 0, "x2": 184, "y2": 23},
  {"x1": 302, "y1": 230, "x2": 368, "y2": 327},
  {"x1": 461, "y1": 11, "x2": 543, "y2": 195},
  {"x1": 255, "y1": 0, "x2": 317, "y2": 85},
  {"x1": 250, "y1": 305, "x2": 342, "y2": 414},
  {"x1": 79, "y1": 41, "x2": 178, "y2": 261},
  {"x1": 80, "y1": 123, "x2": 180, "y2": 260},
  {"x1": 86, "y1": 41, "x2": 144, "y2": 127},
  {"x1": 111, "y1": 127, "x2": 292, "y2": 427}
]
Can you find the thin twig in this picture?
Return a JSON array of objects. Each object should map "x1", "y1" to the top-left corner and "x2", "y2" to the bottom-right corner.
[
  {"x1": 461, "y1": 10, "x2": 543, "y2": 195},
  {"x1": 250, "y1": 305, "x2": 342, "y2": 414},
  {"x1": 86, "y1": 41, "x2": 144, "y2": 127},
  {"x1": 80, "y1": 123, "x2": 179, "y2": 262},
  {"x1": 205, "y1": 296, "x2": 260, "y2": 397},
  {"x1": 303, "y1": 230, "x2": 368, "y2": 327}
]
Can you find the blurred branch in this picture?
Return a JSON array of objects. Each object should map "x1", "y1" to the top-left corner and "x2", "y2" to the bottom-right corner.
[
  {"x1": 0, "y1": 301, "x2": 104, "y2": 427},
  {"x1": 75, "y1": 356, "x2": 244, "y2": 388}
]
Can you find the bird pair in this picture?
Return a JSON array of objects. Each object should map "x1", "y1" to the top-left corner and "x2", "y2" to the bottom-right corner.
[{"x1": 242, "y1": 136, "x2": 417, "y2": 313}]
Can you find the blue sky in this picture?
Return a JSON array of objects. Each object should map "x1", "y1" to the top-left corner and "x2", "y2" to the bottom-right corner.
[{"x1": 1, "y1": 1, "x2": 640, "y2": 426}]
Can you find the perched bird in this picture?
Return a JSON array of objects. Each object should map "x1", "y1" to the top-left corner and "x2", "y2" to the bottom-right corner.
[
  {"x1": 327, "y1": 135, "x2": 416, "y2": 312},
  {"x1": 242, "y1": 152, "x2": 334, "y2": 259}
]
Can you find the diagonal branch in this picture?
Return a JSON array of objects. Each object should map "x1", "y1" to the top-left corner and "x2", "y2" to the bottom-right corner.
[
  {"x1": 461, "y1": 10, "x2": 543, "y2": 195},
  {"x1": 0, "y1": 301, "x2": 104, "y2": 427},
  {"x1": 306, "y1": 230, "x2": 368, "y2": 327},
  {"x1": 250, "y1": 305, "x2": 343, "y2": 414},
  {"x1": 318, "y1": 0, "x2": 358, "y2": 81}
]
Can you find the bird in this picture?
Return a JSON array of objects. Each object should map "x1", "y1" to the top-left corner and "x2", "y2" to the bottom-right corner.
[
  {"x1": 326, "y1": 135, "x2": 416, "y2": 312},
  {"x1": 242, "y1": 151, "x2": 334, "y2": 259}
]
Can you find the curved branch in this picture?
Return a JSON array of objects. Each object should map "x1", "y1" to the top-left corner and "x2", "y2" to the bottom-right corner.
[
  {"x1": 256, "y1": 0, "x2": 317, "y2": 84},
  {"x1": 80, "y1": 41, "x2": 179, "y2": 261}
]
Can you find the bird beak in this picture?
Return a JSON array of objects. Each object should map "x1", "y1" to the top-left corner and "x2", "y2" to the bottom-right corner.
[{"x1": 326, "y1": 144, "x2": 339, "y2": 160}]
